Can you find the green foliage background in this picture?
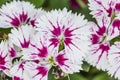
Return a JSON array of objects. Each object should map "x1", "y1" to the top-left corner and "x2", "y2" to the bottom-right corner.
[{"x1": 0, "y1": 0, "x2": 117, "y2": 80}]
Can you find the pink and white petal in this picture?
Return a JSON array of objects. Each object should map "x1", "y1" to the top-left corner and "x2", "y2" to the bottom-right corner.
[
  {"x1": 24, "y1": 62, "x2": 50, "y2": 80},
  {"x1": 107, "y1": 24, "x2": 120, "y2": 40},
  {"x1": 108, "y1": 42, "x2": 120, "y2": 79},
  {"x1": 55, "y1": 50, "x2": 82, "y2": 74},
  {"x1": 86, "y1": 43, "x2": 110, "y2": 70},
  {"x1": 29, "y1": 9, "x2": 45, "y2": 26},
  {"x1": 109, "y1": 14, "x2": 120, "y2": 38},
  {"x1": 0, "y1": 41, "x2": 12, "y2": 76},
  {"x1": 8, "y1": 42, "x2": 19, "y2": 59},
  {"x1": 11, "y1": 62, "x2": 33, "y2": 80},
  {"x1": 22, "y1": 45, "x2": 49, "y2": 60},
  {"x1": 10, "y1": 62, "x2": 24, "y2": 77},
  {"x1": 88, "y1": 0, "x2": 115, "y2": 21},
  {"x1": 9, "y1": 25, "x2": 35, "y2": 49},
  {"x1": 22, "y1": 32, "x2": 49, "y2": 60}
]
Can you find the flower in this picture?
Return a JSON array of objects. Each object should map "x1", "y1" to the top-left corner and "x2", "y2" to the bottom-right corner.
[
  {"x1": 8, "y1": 25, "x2": 37, "y2": 79},
  {"x1": 0, "y1": 41, "x2": 12, "y2": 76},
  {"x1": 0, "y1": 0, "x2": 44, "y2": 28},
  {"x1": 36, "y1": 8, "x2": 90, "y2": 57},
  {"x1": 21, "y1": 32, "x2": 83, "y2": 80},
  {"x1": 108, "y1": 42, "x2": 120, "y2": 80},
  {"x1": 88, "y1": 0, "x2": 116, "y2": 25},
  {"x1": 85, "y1": 18, "x2": 112, "y2": 70}
]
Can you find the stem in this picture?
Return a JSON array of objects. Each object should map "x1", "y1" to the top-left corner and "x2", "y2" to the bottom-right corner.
[
  {"x1": 76, "y1": 0, "x2": 87, "y2": 9},
  {"x1": 67, "y1": 74, "x2": 70, "y2": 80}
]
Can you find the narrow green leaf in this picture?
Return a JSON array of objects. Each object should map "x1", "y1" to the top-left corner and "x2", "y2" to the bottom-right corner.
[
  {"x1": 58, "y1": 42, "x2": 65, "y2": 52},
  {"x1": 110, "y1": 35, "x2": 120, "y2": 46}
]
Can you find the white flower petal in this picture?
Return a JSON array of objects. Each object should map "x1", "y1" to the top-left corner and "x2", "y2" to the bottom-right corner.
[
  {"x1": 9, "y1": 25, "x2": 35, "y2": 49},
  {"x1": 108, "y1": 42, "x2": 120, "y2": 79},
  {"x1": 86, "y1": 43, "x2": 110, "y2": 70}
]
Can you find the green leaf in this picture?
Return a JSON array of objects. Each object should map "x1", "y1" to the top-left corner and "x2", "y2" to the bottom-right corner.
[
  {"x1": 93, "y1": 73, "x2": 108, "y2": 80},
  {"x1": 24, "y1": 0, "x2": 45, "y2": 8},
  {"x1": 48, "y1": 67, "x2": 56, "y2": 80},
  {"x1": 69, "y1": 73, "x2": 87, "y2": 80},
  {"x1": 49, "y1": 0, "x2": 69, "y2": 9},
  {"x1": 82, "y1": 61, "x2": 90, "y2": 72},
  {"x1": 0, "y1": 28, "x2": 11, "y2": 33},
  {"x1": 58, "y1": 42, "x2": 65, "y2": 52},
  {"x1": 92, "y1": 73, "x2": 116, "y2": 80},
  {"x1": 110, "y1": 35, "x2": 120, "y2": 46},
  {"x1": 80, "y1": 6, "x2": 96, "y2": 21}
]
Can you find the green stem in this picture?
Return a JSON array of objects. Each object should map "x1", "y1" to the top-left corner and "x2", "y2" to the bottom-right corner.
[
  {"x1": 76, "y1": 0, "x2": 87, "y2": 9},
  {"x1": 67, "y1": 74, "x2": 70, "y2": 80}
]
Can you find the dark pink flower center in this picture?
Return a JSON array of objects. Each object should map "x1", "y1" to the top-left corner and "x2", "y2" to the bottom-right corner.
[
  {"x1": 11, "y1": 12, "x2": 28, "y2": 27},
  {"x1": 50, "y1": 26, "x2": 74, "y2": 47},
  {"x1": 10, "y1": 12, "x2": 36, "y2": 27},
  {"x1": 91, "y1": 26, "x2": 106, "y2": 44}
]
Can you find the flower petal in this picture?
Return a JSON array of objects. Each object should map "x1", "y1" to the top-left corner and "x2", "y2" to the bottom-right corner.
[{"x1": 108, "y1": 42, "x2": 120, "y2": 79}]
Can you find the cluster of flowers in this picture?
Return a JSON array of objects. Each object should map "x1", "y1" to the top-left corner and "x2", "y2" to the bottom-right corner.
[{"x1": 0, "y1": 0, "x2": 120, "y2": 80}]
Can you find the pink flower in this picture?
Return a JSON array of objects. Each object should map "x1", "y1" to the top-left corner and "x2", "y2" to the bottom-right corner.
[
  {"x1": 0, "y1": 1, "x2": 44, "y2": 28},
  {"x1": 36, "y1": 8, "x2": 90, "y2": 56},
  {"x1": 86, "y1": 19, "x2": 111, "y2": 70}
]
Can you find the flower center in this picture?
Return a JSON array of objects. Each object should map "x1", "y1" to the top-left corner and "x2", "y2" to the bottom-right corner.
[
  {"x1": 48, "y1": 56, "x2": 55, "y2": 66},
  {"x1": 58, "y1": 34, "x2": 64, "y2": 44},
  {"x1": 101, "y1": 35, "x2": 107, "y2": 43}
]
